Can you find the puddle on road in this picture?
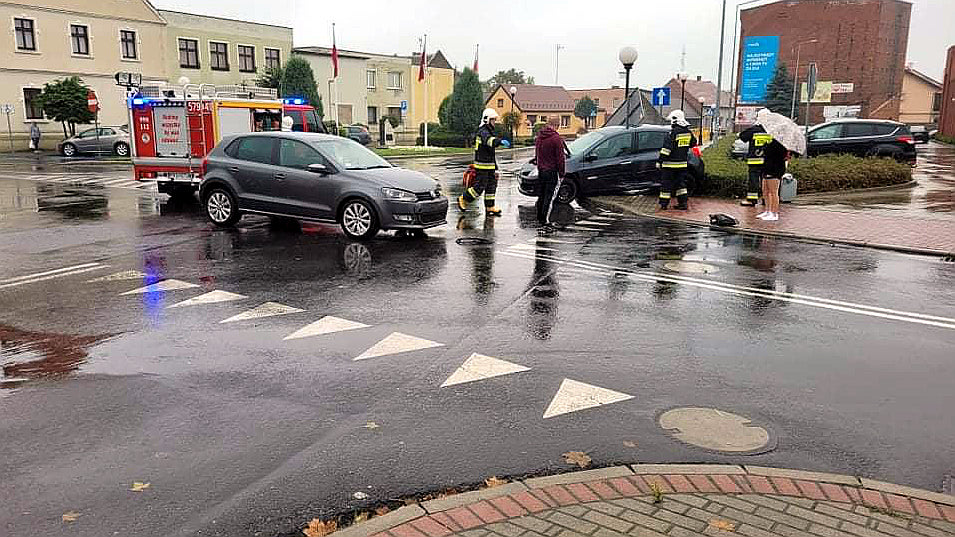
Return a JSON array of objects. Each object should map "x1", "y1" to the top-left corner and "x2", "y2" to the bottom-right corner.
[{"x1": 0, "y1": 324, "x2": 111, "y2": 392}]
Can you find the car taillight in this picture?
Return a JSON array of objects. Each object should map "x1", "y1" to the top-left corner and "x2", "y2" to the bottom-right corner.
[
  {"x1": 139, "y1": 171, "x2": 156, "y2": 180},
  {"x1": 692, "y1": 146, "x2": 702, "y2": 157},
  {"x1": 897, "y1": 136, "x2": 914, "y2": 144}
]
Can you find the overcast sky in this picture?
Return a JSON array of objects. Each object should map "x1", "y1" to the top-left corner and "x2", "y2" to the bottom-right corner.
[{"x1": 152, "y1": 0, "x2": 953, "y2": 89}]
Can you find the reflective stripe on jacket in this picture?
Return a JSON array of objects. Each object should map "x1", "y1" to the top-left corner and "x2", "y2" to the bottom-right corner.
[{"x1": 658, "y1": 124, "x2": 697, "y2": 168}]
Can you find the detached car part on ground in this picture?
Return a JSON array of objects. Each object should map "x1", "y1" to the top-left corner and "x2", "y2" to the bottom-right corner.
[
  {"x1": 200, "y1": 132, "x2": 448, "y2": 240},
  {"x1": 518, "y1": 125, "x2": 705, "y2": 203},
  {"x1": 58, "y1": 126, "x2": 131, "y2": 157}
]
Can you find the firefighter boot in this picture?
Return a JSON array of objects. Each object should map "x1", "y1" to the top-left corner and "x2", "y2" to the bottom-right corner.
[
  {"x1": 676, "y1": 195, "x2": 689, "y2": 210},
  {"x1": 457, "y1": 195, "x2": 468, "y2": 211}
]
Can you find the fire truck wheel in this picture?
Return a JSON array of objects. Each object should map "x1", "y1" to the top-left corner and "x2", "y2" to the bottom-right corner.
[{"x1": 204, "y1": 188, "x2": 240, "y2": 227}]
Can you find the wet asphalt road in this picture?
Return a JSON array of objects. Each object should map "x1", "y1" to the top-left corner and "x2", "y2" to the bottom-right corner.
[{"x1": 1, "y1": 149, "x2": 955, "y2": 537}]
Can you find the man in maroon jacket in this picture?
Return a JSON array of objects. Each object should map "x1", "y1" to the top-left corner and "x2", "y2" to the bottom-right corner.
[{"x1": 534, "y1": 117, "x2": 566, "y2": 230}]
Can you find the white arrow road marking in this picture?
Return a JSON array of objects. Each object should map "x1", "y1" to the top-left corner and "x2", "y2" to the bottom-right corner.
[
  {"x1": 120, "y1": 279, "x2": 199, "y2": 295},
  {"x1": 354, "y1": 332, "x2": 444, "y2": 361},
  {"x1": 168, "y1": 290, "x2": 247, "y2": 308},
  {"x1": 1, "y1": 263, "x2": 107, "y2": 289},
  {"x1": 220, "y1": 302, "x2": 304, "y2": 323},
  {"x1": 441, "y1": 353, "x2": 530, "y2": 387},
  {"x1": 87, "y1": 270, "x2": 147, "y2": 283},
  {"x1": 284, "y1": 316, "x2": 370, "y2": 340},
  {"x1": 542, "y1": 379, "x2": 634, "y2": 419}
]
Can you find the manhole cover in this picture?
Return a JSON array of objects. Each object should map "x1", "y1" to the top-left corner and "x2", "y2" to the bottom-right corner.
[
  {"x1": 659, "y1": 407, "x2": 773, "y2": 454},
  {"x1": 663, "y1": 261, "x2": 719, "y2": 274}
]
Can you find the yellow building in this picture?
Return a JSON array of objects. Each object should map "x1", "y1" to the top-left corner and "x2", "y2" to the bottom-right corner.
[
  {"x1": 485, "y1": 84, "x2": 586, "y2": 138},
  {"x1": 899, "y1": 66, "x2": 943, "y2": 125},
  {"x1": 410, "y1": 51, "x2": 454, "y2": 129}
]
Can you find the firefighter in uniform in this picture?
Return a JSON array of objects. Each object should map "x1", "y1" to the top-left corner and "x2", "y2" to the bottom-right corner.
[
  {"x1": 459, "y1": 108, "x2": 510, "y2": 215},
  {"x1": 738, "y1": 109, "x2": 774, "y2": 206},
  {"x1": 658, "y1": 110, "x2": 697, "y2": 210}
]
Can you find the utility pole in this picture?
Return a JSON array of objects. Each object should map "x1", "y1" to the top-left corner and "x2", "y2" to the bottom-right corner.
[
  {"x1": 555, "y1": 44, "x2": 564, "y2": 84},
  {"x1": 713, "y1": 0, "x2": 727, "y2": 141}
]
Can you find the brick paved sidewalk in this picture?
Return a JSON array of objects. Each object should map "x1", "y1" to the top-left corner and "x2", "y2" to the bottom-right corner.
[
  {"x1": 332, "y1": 465, "x2": 955, "y2": 537},
  {"x1": 593, "y1": 196, "x2": 955, "y2": 256}
]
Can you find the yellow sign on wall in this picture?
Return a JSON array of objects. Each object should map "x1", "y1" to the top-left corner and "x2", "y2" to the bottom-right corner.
[{"x1": 800, "y1": 81, "x2": 833, "y2": 103}]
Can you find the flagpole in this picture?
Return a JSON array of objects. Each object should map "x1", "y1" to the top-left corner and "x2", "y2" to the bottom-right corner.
[
  {"x1": 333, "y1": 23, "x2": 339, "y2": 129},
  {"x1": 423, "y1": 34, "x2": 429, "y2": 148}
]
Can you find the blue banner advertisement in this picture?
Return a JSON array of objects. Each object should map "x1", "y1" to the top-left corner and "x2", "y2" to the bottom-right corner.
[{"x1": 740, "y1": 36, "x2": 780, "y2": 104}]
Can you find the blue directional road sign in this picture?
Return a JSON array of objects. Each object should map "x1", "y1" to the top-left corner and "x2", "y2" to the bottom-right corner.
[
  {"x1": 652, "y1": 87, "x2": 671, "y2": 107},
  {"x1": 400, "y1": 100, "x2": 408, "y2": 112}
]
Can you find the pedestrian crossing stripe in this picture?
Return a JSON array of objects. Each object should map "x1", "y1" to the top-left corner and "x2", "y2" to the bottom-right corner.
[
  {"x1": 441, "y1": 353, "x2": 530, "y2": 387},
  {"x1": 168, "y1": 290, "x2": 247, "y2": 308},
  {"x1": 599, "y1": 212, "x2": 626, "y2": 217},
  {"x1": 87, "y1": 270, "x2": 147, "y2": 282},
  {"x1": 565, "y1": 225, "x2": 602, "y2": 232},
  {"x1": 526, "y1": 238, "x2": 578, "y2": 244},
  {"x1": 284, "y1": 316, "x2": 370, "y2": 340},
  {"x1": 220, "y1": 302, "x2": 304, "y2": 323},
  {"x1": 120, "y1": 279, "x2": 199, "y2": 295},
  {"x1": 577, "y1": 220, "x2": 611, "y2": 226},
  {"x1": 585, "y1": 216, "x2": 616, "y2": 221},
  {"x1": 542, "y1": 379, "x2": 634, "y2": 419},
  {"x1": 354, "y1": 332, "x2": 444, "y2": 361},
  {"x1": 507, "y1": 243, "x2": 558, "y2": 253}
]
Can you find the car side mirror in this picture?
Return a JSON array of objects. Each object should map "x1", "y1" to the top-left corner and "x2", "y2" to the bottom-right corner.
[
  {"x1": 308, "y1": 163, "x2": 330, "y2": 175},
  {"x1": 583, "y1": 154, "x2": 598, "y2": 163},
  {"x1": 529, "y1": 158, "x2": 537, "y2": 165}
]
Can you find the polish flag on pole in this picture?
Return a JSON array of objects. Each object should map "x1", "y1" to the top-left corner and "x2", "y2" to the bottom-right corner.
[
  {"x1": 331, "y1": 23, "x2": 339, "y2": 78},
  {"x1": 473, "y1": 44, "x2": 479, "y2": 74}
]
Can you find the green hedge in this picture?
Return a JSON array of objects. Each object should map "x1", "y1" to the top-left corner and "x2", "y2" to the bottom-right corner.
[
  {"x1": 934, "y1": 133, "x2": 955, "y2": 145},
  {"x1": 416, "y1": 131, "x2": 467, "y2": 147},
  {"x1": 699, "y1": 135, "x2": 912, "y2": 198}
]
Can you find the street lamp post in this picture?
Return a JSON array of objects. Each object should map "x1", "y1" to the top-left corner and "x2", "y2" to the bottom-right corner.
[
  {"x1": 790, "y1": 38, "x2": 818, "y2": 120},
  {"x1": 678, "y1": 72, "x2": 689, "y2": 111},
  {"x1": 699, "y1": 96, "x2": 706, "y2": 142},
  {"x1": 618, "y1": 46, "x2": 638, "y2": 128},
  {"x1": 714, "y1": 0, "x2": 728, "y2": 141},
  {"x1": 509, "y1": 85, "x2": 517, "y2": 141}
]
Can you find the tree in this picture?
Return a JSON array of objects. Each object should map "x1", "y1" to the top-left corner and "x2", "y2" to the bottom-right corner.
[
  {"x1": 482, "y1": 68, "x2": 535, "y2": 93},
  {"x1": 280, "y1": 55, "x2": 323, "y2": 118},
  {"x1": 501, "y1": 111, "x2": 522, "y2": 139},
  {"x1": 438, "y1": 95, "x2": 453, "y2": 127},
  {"x1": 449, "y1": 67, "x2": 484, "y2": 141},
  {"x1": 574, "y1": 95, "x2": 597, "y2": 129},
  {"x1": 36, "y1": 76, "x2": 94, "y2": 137},
  {"x1": 764, "y1": 64, "x2": 795, "y2": 118},
  {"x1": 257, "y1": 67, "x2": 283, "y2": 93}
]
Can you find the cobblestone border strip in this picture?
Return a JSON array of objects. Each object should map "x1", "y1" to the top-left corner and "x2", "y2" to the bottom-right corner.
[
  {"x1": 336, "y1": 465, "x2": 955, "y2": 537},
  {"x1": 592, "y1": 197, "x2": 955, "y2": 258}
]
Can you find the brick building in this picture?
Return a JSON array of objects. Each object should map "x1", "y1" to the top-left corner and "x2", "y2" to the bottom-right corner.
[
  {"x1": 738, "y1": 0, "x2": 911, "y2": 124},
  {"x1": 940, "y1": 46, "x2": 955, "y2": 138}
]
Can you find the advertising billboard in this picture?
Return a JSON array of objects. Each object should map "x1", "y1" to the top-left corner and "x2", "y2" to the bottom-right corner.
[{"x1": 740, "y1": 36, "x2": 780, "y2": 104}]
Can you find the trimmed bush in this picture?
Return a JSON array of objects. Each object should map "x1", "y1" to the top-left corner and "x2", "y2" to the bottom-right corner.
[
  {"x1": 699, "y1": 134, "x2": 912, "y2": 198},
  {"x1": 418, "y1": 122, "x2": 441, "y2": 137},
  {"x1": 934, "y1": 133, "x2": 955, "y2": 145},
  {"x1": 416, "y1": 131, "x2": 466, "y2": 147}
]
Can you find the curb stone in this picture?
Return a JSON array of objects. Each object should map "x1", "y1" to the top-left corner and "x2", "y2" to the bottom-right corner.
[{"x1": 320, "y1": 465, "x2": 955, "y2": 537}]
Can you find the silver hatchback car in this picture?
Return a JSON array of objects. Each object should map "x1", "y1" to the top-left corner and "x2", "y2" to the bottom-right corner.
[
  {"x1": 58, "y1": 126, "x2": 131, "y2": 157},
  {"x1": 199, "y1": 132, "x2": 448, "y2": 240}
]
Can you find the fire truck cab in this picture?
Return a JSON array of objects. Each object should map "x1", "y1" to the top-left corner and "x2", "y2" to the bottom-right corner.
[{"x1": 127, "y1": 83, "x2": 322, "y2": 197}]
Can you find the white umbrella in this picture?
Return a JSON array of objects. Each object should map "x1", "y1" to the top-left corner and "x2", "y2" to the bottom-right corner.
[{"x1": 757, "y1": 109, "x2": 806, "y2": 156}]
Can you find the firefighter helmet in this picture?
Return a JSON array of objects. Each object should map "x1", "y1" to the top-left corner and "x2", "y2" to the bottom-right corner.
[
  {"x1": 666, "y1": 110, "x2": 689, "y2": 127},
  {"x1": 481, "y1": 108, "x2": 500, "y2": 126}
]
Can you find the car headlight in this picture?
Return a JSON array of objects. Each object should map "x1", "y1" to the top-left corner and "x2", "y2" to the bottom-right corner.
[{"x1": 381, "y1": 187, "x2": 416, "y2": 202}]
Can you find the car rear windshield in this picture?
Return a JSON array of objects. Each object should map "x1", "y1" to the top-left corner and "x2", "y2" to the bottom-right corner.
[{"x1": 313, "y1": 138, "x2": 390, "y2": 170}]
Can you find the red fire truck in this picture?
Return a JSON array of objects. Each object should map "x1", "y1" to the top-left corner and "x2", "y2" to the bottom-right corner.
[{"x1": 127, "y1": 83, "x2": 323, "y2": 197}]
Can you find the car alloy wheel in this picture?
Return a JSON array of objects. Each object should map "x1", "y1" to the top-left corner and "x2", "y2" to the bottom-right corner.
[
  {"x1": 115, "y1": 142, "x2": 130, "y2": 157},
  {"x1": 556, "y1": 179, "x2": 577, "y2": 203},
  {"x1": 62, "y1": 143, "x2": 76, "y2": 157},
  {"x1": 207, "y1": 191, "x2": 233, "y2": 224},
  {"x1": 341, "y1": 199, "x2": 378, "y2": 239}
]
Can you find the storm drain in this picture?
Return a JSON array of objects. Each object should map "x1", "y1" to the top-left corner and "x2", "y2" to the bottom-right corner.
[{"x1": 658, "y1": 407, "x2": 775, "y2": 455}]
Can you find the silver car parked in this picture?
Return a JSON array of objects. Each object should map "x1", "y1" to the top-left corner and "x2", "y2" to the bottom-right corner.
[
  {"x1": 58, "y1": 126, "x2": 132, "y2": 157},
  {"x1": 199, "y1": 132, "x2": 448, "y2": 240}
]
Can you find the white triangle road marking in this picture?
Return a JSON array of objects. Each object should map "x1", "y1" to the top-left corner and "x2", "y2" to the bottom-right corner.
[
  {"x1": 220, "y1": 302, "x2": 304, "y2": 323},
  {"x1": 168, "y1": 290, "x2": 247, "y2": 308},
  {"x1": 441, "y1": 353, "x2": 530, "y2": 387},
  {"x1": 120, "y1": 279, "x2": 199, "y2": 295},
  {"x1": 87, "y1": 270, "x2": 146, "y2": 283},
  {"x1": 284, "y1": 316, "x2": 370, "y2": 340},
  {"x1": 354, "y1": 332, "x2": 444, "y2": 361},
  {"x1": 542, "y1": 379, "x2": 634, "y2": 419}
]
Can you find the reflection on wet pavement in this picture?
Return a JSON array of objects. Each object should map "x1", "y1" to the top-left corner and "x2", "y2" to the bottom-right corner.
[
  {"x1": 1, "y1": 324, "x2": 111, "y2": 389},
  {"x1": 793, "y1": 142, "x2": 955, "y2": 217}
]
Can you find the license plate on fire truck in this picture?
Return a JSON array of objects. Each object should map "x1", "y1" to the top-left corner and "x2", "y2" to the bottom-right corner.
[{"x1": 156, "y1": 172, "x2": 199, "y2": 183}]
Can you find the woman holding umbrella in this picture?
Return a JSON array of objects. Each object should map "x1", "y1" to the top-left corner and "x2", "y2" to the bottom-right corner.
[{"x1": 753, "y1": 108, "x2": 806, "y2": 222}]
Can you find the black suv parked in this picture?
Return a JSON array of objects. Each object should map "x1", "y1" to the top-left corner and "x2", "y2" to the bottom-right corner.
[
  {"x1": 517, "y1": 125, "x2": 705, "y2": 203},
  {"x1": 807, "y1": 120, "x2": 917, "y2": 165}
]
